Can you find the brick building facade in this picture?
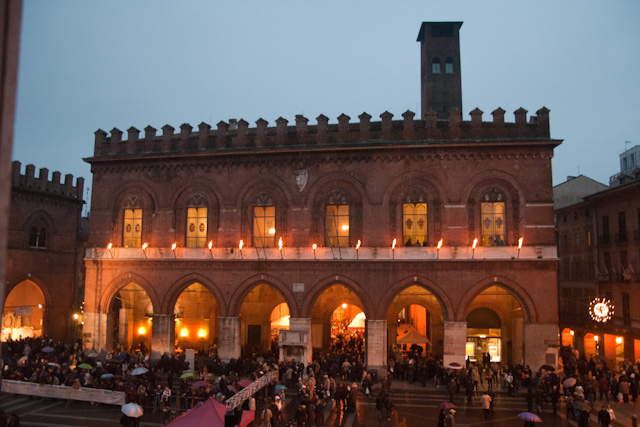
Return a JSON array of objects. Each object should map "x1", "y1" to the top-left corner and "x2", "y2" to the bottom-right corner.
[
  {"x1": 4, "y1": 161, "x2": 85, "y2": 343},
  {"x1": 82, "y1": 22, "x2": 561, "y2": 372}
]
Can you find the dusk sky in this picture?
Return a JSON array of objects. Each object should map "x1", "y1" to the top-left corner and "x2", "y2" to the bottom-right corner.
[{"x1": 12, "y1": 1, "x2": 640, "y2": 209}]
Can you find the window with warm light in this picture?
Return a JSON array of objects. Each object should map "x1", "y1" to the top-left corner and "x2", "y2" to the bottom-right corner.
[
  {"x1": 403, "y1": 202, "x2": 427, "y2": 246},
  {"x1": 123, "y1": 195, "x2": 143, "y2": 248},
  {"x1": 186, "y1": 194, "x2": 207, "y2": 248},
  {"x1": 253, "y1": 192, "x2": 276, "y2": 248},
  {"x1": 480, "y1": 189, "x2": 506, "y2": 247},
  {"x1": 326, "y1": 204, "x2": 350, "y2": 247}
]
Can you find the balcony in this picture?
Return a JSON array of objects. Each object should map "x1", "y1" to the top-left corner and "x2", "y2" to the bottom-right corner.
[{"x1": 85, "y1": 244, "x2": 558, "y2": 261}]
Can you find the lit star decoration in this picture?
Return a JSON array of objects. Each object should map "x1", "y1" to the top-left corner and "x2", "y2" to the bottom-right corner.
[{"x1": 589, "y1": 297, "x2": 614, "y2": 323}]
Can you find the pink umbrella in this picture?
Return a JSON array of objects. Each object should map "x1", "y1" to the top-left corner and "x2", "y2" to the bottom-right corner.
[
  {"x1": 192, "y1": 380, "x2": 206, "y2": 388},
  {"x1": 168, "y1": 397, "x2": 254, "y2": 427}
]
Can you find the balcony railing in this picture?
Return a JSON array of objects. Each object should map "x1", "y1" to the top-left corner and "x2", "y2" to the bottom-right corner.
[{"x1": 86, "y1": 245, "x2": 558, "y2": 261}]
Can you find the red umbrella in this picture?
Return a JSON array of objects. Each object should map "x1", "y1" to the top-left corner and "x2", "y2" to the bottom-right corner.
[
  {"x1": 438, "y1": 401, "x2": 456, "y2": 410},
  {"x1": 447, "y1": 362, "x2": 463, "y2": 370}
]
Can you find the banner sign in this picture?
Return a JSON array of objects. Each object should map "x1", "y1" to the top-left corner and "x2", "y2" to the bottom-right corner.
[
  {"x1": 15, "y1": 307, "x2": 32, "y2": 316},
  {"x1": 1, "y1": 380, "x2": 125, "y2": 405}
]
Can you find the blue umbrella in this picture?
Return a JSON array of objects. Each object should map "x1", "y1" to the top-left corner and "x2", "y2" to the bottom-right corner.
[
  {"x1": 100, "y1": 373, "x2": 114, "y2": 379},
  {"x1": 517, "y1": 412, "x2": 542, "y2": 423},
  {"x1": 275, "y1": 384, "x2": 288, "y2": 390},
  {"x1": 42, "y1": 346, "x2": 54, "y2": 353}
]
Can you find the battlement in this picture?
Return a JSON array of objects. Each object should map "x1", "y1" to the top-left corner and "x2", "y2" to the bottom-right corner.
[
  {"x1": 90, "y1": 107, "x2": 551, "y2": 158},
  {"x1": 11, "y1": 161, "x2": 85, "y2": 200}
]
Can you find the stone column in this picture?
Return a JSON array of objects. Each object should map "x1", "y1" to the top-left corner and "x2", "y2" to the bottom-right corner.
[
  {"x1": 82, "y1": 312, "x2": 108, "y2": 353},
  {"x1": 443, "y1": 321, "x2": 467, "y2": 368},
  {"x1": 523, "y1": 323, "x2": 559, "y2": 370},
  {"x1": 289, "y1": 317, "x2": 313, "y2": 365},
  {"x1": 218, "y1": 317, "x2": 240, "y2": 362},
  {"x1": 118, "y1": 308, "x2": 133, "y2": 346},
  {"x1": 366, "y1": 320, "x2": 387, "y2": 374},
  {"x1": 151, "y1": 314, "x2": 175, "y2": 360}
]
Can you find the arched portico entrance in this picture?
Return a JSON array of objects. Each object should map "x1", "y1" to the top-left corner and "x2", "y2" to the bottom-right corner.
[
  {"x1": 107, "y1": 283, "x2": 153, "y2": 352},
  {"x1": 174, "y1": 283, "x2": 218, "y2": 354},
  {"x1": 464, "y1": 285, "x2": 524, "y2": 364},
  {"x1": 386, "y1": 285, "x2": 445, "y2": 359},
  {"x1": 2, "y1": 281, "x2": 46, "y2": 341},
  {"x1": 239, "y1": 283, "x2": 289, "y2": 356}
]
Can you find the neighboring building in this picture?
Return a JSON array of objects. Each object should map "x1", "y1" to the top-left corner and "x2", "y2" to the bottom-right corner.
[
  {"x1": 3, "y1": 161, "x2": 85, "y2": 343},
  {"x1": 555, "y1": 146, "x2": 640, "y2": 367},
  {"x1": 83, "y1": 21, "x2": 561, "y2": 372}
]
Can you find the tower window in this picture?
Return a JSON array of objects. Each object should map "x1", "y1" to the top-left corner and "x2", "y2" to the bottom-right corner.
[
  {"x1": 29, "y1": 227, "x2": 46, "y2": 248},
  {"x1": 431, "y1": 57, "x2": 441, "y2": 74},
  {"x1": 445, "y1": 57, "x2": 454, "y2": 74}
]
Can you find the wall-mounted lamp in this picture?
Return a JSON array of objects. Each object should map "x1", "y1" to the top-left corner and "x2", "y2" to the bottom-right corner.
[
  {"x1": 593, "y1": 335, "x2": 599, "y2": 342},
  {"x1": 208, "y1": 241, "x2": 214, "y2": 258},
  {"x1": 107, "y1": 242, "x2": 113, "y2": 258},
  {"x1": 616, "y1": 336, "x2": 623, "y2": 345},
  {"x1": 171, "y1": 242, "x2": 177, "y2": 258},
  {"x1": 471, "y1": 238, "x2": 478, "y2": 259},
  {"x1": 239, "y1": 240, "x2": 244, "y2": 259},
  {"x1": 356, "y1": 240, "x2": 361, "y2": 259},
  {"x1": 312, "y1": 243, "x2": 317, "y2": 260},
  {"x1": 142, "y1": 242, "x2": 149, "y2": 258}
]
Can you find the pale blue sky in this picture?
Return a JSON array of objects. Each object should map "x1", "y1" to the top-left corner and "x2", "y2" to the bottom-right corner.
[{"x1": 12, "y1": 0, "x2": 640, "y2": 206}]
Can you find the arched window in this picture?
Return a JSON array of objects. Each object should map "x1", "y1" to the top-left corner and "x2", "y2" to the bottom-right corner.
[
  {"x1": 253, "y1": 192, "x2": 276, "y2": 248},
  {"x1": 326, "y1": 190, "x2": 349, "y2": 247},
  {"x1": 431, "y1": 57, "x2": 441, "y2": 74},
  {"x1": 122, "y1": 195, "x2": 143, "y2": 248},
  {"x1": 445, "y1": 57, "x2": 454, "y2": 74},
  {"x1": 481, "y1": 189, "x2": 506, "y2": 246},
  {"x1": 186, "y1": 193, "x2": 208, "y2": 248},
  {"x1": 29, "y1": 227, "x2": 46, "y2": 248},
  {"x1": 402, "y1": 192, "x2": 427, "y2": 246}
]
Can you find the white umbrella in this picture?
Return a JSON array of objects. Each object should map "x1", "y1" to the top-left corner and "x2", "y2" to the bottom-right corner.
[
  {"x1": 121, "y1": 402, "x2": 144, "y2": 418},
  {"x1": 131, "y1": 367, "x2": 149, "y2": 376}
]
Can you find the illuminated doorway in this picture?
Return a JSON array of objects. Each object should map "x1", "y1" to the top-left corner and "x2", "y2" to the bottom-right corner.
[
  {"x1": 2, "y1": 281, "x2": 45, "y2": 340},
  {"x1": 561, "y1": 328, "x2": 575, "y2": 347},
  {"x1": 174, "y1": 283, "x2": 218, "y2": 353}
]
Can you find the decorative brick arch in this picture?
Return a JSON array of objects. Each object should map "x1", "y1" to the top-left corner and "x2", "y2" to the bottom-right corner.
[
  {"x1": 461, "y1": 172, "x2": 523, "y2": 246},
  {"x1": 110, "y1": 182, "x2": 159, "y2": 247},
  {"x1": 305, "y1": 174, "x2": 367, "y2": 247},
  {"x1": 100, "y1": 272, "x2": 161, "y2": 315},
  {"x1": 382, "y1": 173, "x2": 445, "y2": 247},
  {"x1": 237, "y1": 178, "x2": 294, "y2": 246},
  {"x1": 227, "y1": 273, "x2": 299, "y2": 318},
  {"x1": 300, "y1": 274, "x2": 374, "y2": 320},
  {"x1": 170, "y1": 181, "x2": 221, "y2": 247},
  {"x1": 161, "y1": 273, "x2": 226, "y2": 315},
  {"x1": 377, "y1": 275, "x2": 454, "y2": 321},
  {"x1": 456, "y1": 276, "x2": 537, "y2": 323}
]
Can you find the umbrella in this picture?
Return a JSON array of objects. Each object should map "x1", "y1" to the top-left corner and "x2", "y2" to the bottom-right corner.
[
  {"x1": 540, "y1": 364, "x2": 555, "y2": 372},
  {"x1": 100, "y1": 373, "x2": 115, "y2": 379},
  {"x1": 438, "y1": 401, "x2": 456, "y2": 410},
  {"x1": 77, "y1": 363, "x2": 93, "y2": 370},
  {"x1": 88, "y1": 352, "x2": 99, "y2": 358},
  {"x1": 275, "y1": 384, "x2": 288, "y2": 390},
  {"x1": 47, "y1": 362, "x2": 60, "y2": 368},
  {"x1": 563, "y1": 377, "x2": 577, "y2": 388},
  {"x1": 42, "y1": 346, "x2": 54, "y2": 353},
  {"x1": 121, "y1": 402, "x2": 144, "y2": 418},
  {"x1": 226, "y1": 385, "x2": 237, "y2": 393},
  {"x1": 572, "y1": 401, "x2": 591, "y2": 412},
  {"x1": 517, "y1": 412, "x2": 542, "y2": 423},
  {"x1": 193, "y1": 380, "x2": 206, "y2": 388},
  {"x1": 180, "y1": 372, "x2": 194, "y2": 379},
  {"x1": 18, "y1": 355, "x2": 28, "y2": 364},
  {"x1": 447, "y1": 362, "x2": 463, "y2": 370},
  {"x1": 237, "y1": 379, "x2": 252, "y2": 388},
  {"x1": 131, "y1": 367, "x2": 149, "y2": 376}
]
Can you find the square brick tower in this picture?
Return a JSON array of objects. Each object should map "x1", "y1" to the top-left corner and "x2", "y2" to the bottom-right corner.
[{"x1": 417, "y1": 22, "x2": 463, "y2": 120}]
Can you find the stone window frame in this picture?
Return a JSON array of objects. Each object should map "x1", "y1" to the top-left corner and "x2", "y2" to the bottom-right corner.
[
  {"x1": 185, "y1": 193, "x2": 208, "y2": 248},
  {"x1": 252, "y1": 191, "x2": 277, "y2": 248},
  {"x1": 402, "y1": 189, "x2": 429, "y2": 247}
]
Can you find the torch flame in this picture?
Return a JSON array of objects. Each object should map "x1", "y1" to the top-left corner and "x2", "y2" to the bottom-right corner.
[
  {"x1": 437, "y1": 239, "x2": 443, "y2": 249},
  {"x1": 356, "y1": 240, "x2": 361, "y2": 249},
  {"x1": 171, "y1": 242, "x2": 177, "y2": 251},
  {"x1": 142, "y1": 243, "x2": 148, "y2": 250},
  {"x1": 107, "y1": 242, "x2": 113, "y2": 250},
  {"x1": 278, "y1": 237, "x2": 283, "y2": 250},
  {"x1": 239, "y1": 240, "x2": 244, "y2": 250},
  {"x1": 392, "y1": 238, "x2": 396, "y2": 249},
  {"x1": 312, "y1": 243, "x2": 317, "y2": 250},
  {"x1": 208, "y1": 241, "x2": 213, "y2": 250},
  {"x1": 472, "y1": 238, "x2": 478, "y2": 249},
  {"x1": 518, "y1": 237, "x2": 523, "y2": 249}
]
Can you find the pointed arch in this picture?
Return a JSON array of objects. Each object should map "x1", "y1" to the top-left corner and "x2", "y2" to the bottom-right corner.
[
  {"x1": 227, "y1": 273, "x2": 299, "y2": 318},
  {"x1": 456, "y1": 276, "x2": 536, "y2": 323},
  {"x1": 301, "y1": 274, "x2": 373, "y2": 319},
  {"x1": 100, "y1": 272, "x2": 160, "y2": 315},
  {"x1": 161, "y1": 273, "x2": 225, "y2": 315},
  {"x1": 378, "y1": 275, "x2": 453, "y2": 321}
]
